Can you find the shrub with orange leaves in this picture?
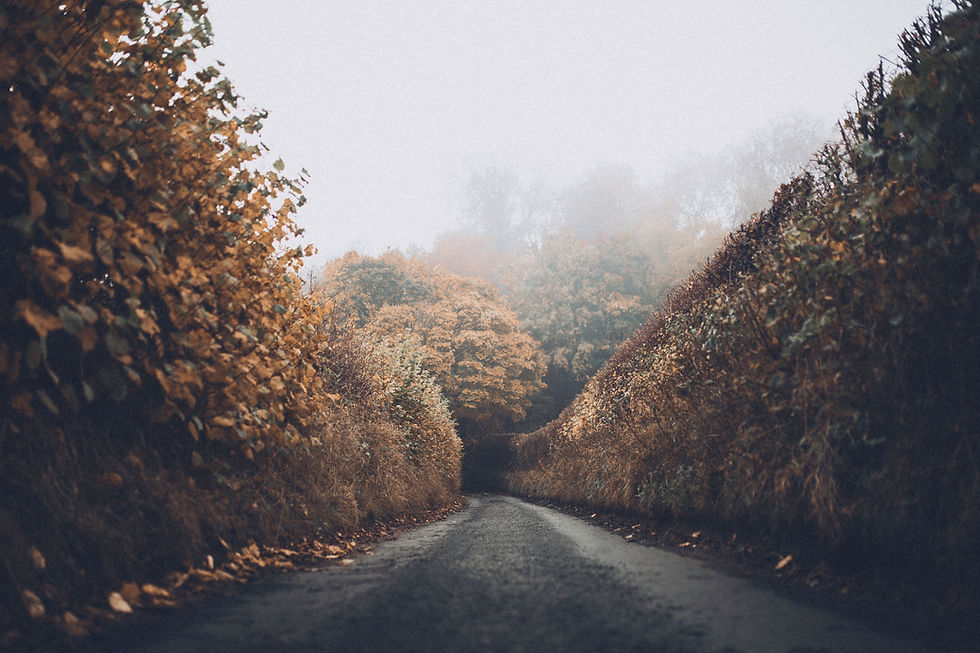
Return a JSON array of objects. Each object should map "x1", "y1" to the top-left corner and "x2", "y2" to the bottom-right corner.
[
  {"x1": 0, "y1": 0, "x2": 321, "y2": 453},
  {"x1": 0, "y1": 3, "x2": 462, "y2": 643},
  {"x1": 322, "y1": 251, "x2": 546, "y2": 435}
]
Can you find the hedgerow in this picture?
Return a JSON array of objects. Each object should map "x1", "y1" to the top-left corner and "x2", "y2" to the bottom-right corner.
[
  {"x1": 1, "y1": 1, "x2": 460, "y2": 641},
  {"x1": 510, "y1": 0, "x2": 979, "y2": 622}
]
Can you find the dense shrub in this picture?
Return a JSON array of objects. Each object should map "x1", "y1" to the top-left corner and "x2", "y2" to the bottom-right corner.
[
  {"x1": 510, "y1": 0, "x2": 979, "y2": 621},
  {"x1": 0, "y1": 1, "x2": 461, "y2": 639},
  {"x1": 318, "y1": 330, "x2": 462, "y2": 508},
  {"x1": 321, "y1": 251, "x2": 546, "y2": 436}
]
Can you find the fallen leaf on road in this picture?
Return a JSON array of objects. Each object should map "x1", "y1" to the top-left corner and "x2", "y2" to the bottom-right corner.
[
  {"x1": 22, "y1": 590, "x2": 44, "y2": 618},
  {"x1": 108, "y1": 592, "x2": 132, "y2": 613},
  {"x1": 62, "y1": 611, "x2": 87, "y2": 637},
  {"x1": 28, "y1": 546, "x2": 45, "y2": 570},
  {"x1": 168, "y1": 572, "x2": 189, "y2": 589},
  {"x1": 189, "y1": 568, "x2": 218, "y2": 581},
  {"x1": 775, "y1": 555, "x2": 793, "y2": 570},
  {"x1": 141, "y1": 583, "x2": 169, "y2": 598}
]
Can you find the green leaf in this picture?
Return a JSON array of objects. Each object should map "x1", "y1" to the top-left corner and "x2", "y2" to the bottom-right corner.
[
  {"x1": 58, "y1": 305, "x2": 85, "y2": 335},
  {"x1": 25, "y1": 341, "x2": 43, "y2": 370},
  {"x1": 60, "y1": 384, "x2": 80, "y2": 411},
  {"x1": 36, "y1": 389, "x2": 59, "y2": 415},
  {"x1": 273, "y1": 158, "x2": 285, "y2": 172},
  {"x1": 105, "y1": 330, "x2": 130, "y2": 357}
]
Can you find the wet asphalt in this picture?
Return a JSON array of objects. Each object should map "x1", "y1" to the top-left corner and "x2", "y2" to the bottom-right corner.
[{"x1": 91, "y1": 494, "x2": 929, "y2": 652}]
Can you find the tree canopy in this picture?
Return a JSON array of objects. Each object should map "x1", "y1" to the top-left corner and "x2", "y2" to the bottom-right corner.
[{"x1": 322, "y1": 252, "x2": 545, "y2": 435}]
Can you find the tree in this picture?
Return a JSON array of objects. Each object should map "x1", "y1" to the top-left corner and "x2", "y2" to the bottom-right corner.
[
  {"x1": 651, "y1": 116, "x2": 826, "y2": 229},
  {"x1": 499, "y1": 232, "x2": 661, "y2": 424},
  {"x1": 420, "y1": 230, "x2": 502, "y2": 287},
  {"x1": 321, "y1": 252, "x2": 545, "y2": 435}
]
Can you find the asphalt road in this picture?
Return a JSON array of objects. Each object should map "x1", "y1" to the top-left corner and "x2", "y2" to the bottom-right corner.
[{"x1": 95, "y1": 495, "x2": 927, "y2": 652}]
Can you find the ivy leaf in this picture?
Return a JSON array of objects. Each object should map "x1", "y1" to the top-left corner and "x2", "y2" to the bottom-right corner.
[{"x1": 58, "y1": 305, "x2": 85, "y2": 335}]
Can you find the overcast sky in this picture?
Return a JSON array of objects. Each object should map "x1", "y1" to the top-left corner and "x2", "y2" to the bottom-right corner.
[{"x1": 202, "y1": 0, "x2": 931, "y2": 264}]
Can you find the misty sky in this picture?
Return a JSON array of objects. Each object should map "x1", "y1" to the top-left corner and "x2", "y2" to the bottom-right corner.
[{"x1": 202, "y1": 0, "x2": 930, "y2": 264}]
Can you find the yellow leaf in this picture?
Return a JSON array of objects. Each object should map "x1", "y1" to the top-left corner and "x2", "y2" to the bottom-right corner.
[{"x1": 775, "y1": 554, "x2": 793, "y2": 570}]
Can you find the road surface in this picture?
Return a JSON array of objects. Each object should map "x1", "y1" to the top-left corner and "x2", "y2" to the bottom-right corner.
[{"x1": 92, "y1": 494, "x2": 927, "y2": 652}]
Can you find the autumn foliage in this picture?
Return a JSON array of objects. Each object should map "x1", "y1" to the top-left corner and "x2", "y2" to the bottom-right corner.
[
  {"x1": 510, "y1": 1, "x2": 979, "y2": 624},
  {"x1": 1, "y1": 0, "x2": 321, "y2": 452},
  {"x1": 321, "y1": 251, "x2": 546, "y2": 435},
  {"x1": 1, "y1": 1, "x2": 460, "y2": 641}
]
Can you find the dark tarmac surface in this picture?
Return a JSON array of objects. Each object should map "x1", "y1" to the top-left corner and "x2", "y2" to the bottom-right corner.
[{"x1": 92, "y1": 495, "x2": 927, "y2": 652}]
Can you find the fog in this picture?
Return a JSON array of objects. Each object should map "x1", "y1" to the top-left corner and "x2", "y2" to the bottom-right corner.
[{"x1": 202, "y1": 0, "x2": 930, "y2": 266}]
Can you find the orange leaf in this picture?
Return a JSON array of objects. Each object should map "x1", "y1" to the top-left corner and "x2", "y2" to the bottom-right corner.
[
  {"x1": 29, "y1": 189, "x2": 46, "y2": 219},
  {"x1": 15, "y1": 300, "x2": 61, "y2": 338},
  {"x1": 79, "y1": 325, "x2": 98, "y2": 352},
  {"x1": 58, "y1": 241, "x2": 94, "y2": 264},
  {"x1": 40, "y1": 264, "x2": 72, "y2": 299}
]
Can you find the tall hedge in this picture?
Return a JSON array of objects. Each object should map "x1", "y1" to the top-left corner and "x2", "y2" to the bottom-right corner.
[{"x1": 510, "y1": 0, "x2": 979, "y2": 620}]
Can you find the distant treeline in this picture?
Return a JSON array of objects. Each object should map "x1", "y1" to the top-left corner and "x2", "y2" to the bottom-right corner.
[
  {"x1": 419, "y1": 118, "x2": 823, "y2": 428},
  {"x1": 509, "y1": 0, "x2": 979, "y2": 628}
]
